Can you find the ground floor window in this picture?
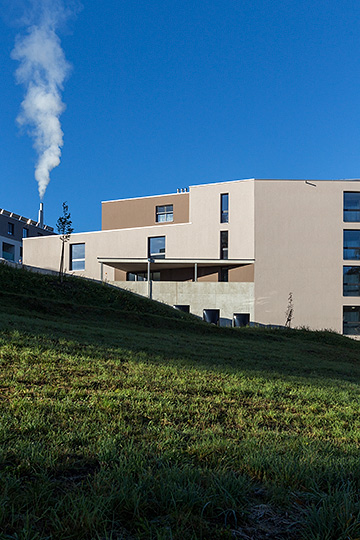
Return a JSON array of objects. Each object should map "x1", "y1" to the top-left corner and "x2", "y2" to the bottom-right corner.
[
  {"x1": 2, "y1": 242, "x2": 15, "y2": 261},
  {"x1": 219, "y1": 268, "x2": 229, "y2": 282},
  {"x1": 127, "y1": 271, "x2": 160, "y2": 281},
  {"x1": 70, "y1": 243, "x2": 85, "y2": 271},
  {"x1": 343, "y1": 306, "x2": 360, "y2": 335}
]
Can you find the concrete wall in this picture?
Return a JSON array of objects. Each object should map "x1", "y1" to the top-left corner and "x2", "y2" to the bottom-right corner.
[
  {"x1": 113, "y1": 281, "x2": 254, "y2": 325},
  {"x1": 254, "y1": 180, "x2": 360, "y2": 332}
]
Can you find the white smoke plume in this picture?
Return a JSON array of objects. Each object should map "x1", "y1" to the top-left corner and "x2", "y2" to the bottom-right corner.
[{"x1": 11, "y1": 1, "x2": 72, "y2": 200}]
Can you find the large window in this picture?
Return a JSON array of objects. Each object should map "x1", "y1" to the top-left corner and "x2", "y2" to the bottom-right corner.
[
  {"x1": 221, "y1": 194, "x2": 229, "y2": 223},
  {"x1": 220, "y1": 231, "x2": 228, "y2": 259},
  {"x1": 344, "y1": 192, "x2": 360, "y2": 222},
  {"x1": 70, "y1": 243, "x2": 85, "y2": 271},
  {"x1": 343, "y1": 306, "x2": 360, "y2": 335},
  {"x1": 344, "y1": 230, "x2": 360, "y2": 260},
  {"x1": 2, "y1": 242, "x2": 15, "y2": 261},
  {"x1": 7, "y1": 223, "x2": 14, "y2": 236},
  {"x1": 344, "y1": 266, "x2": 360, "y2": 296},
  {"x1": 148, "y1": 236, "x2": 165, "y2": 259},
  {"x1": 156, "y1": 205, "x2": 173, "y2": 223},
  {"x1": 127, "y1": 271, "x2": 160, "y2": 281}
]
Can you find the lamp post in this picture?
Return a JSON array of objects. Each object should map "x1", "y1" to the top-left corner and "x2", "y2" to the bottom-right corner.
[{"x1": 147, "y1": 257, "x2": 154, "y2": 298}]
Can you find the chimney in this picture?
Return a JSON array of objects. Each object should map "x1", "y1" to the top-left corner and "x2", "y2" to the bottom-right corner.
[{"x1": 38, "y1": 202, "x2": 44, "y2": 227}]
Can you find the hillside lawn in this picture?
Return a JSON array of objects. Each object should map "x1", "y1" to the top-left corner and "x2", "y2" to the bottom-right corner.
[{"x1": 0, "y1": 263, "x2": 360, "y2": 539}]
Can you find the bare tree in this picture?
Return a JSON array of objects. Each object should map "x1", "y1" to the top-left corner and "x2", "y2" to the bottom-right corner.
[
  {"x1": 285, "y1": 292, "x2": 294, "y2": 328},
  {"x1": 56, "y1": 202, "x2": 74, "y2": 282}
]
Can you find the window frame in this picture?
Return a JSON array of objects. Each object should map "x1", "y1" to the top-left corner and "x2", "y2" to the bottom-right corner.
[
  {"x1": 22, "y1": 228, "x2": 29, "y2": 238},
  {"x1": 127, "y1": 271, "x2": 161, "y2": 281},
  {"x1": 148, "y1": 236, "x2": 166, "y2": 259},
  {"x1": 344, "y1": 192, "x2": 360, "y2": 222},
  {"x1": 343, "y1": 306, "x2": 360, "y2": 335},
  {"x1": 343, "y1": 266, "x2": 360, "y2": 296},
  {"x1": 344, "y1": 230, "x2": 360, "y2": 260},
  {"x1": 156, "y1": 205, "x2": 173, "y2": 223},
  {"x1": 2, "y1": 242, "x2": 15, "y2": 261},
  {"x1": 70, "y1": 243, "x2": 85, "y2": 271},
  {"x1": 220, "y1": 193, "x2": 229, "y2": 223},
  {"x1": 220, "y1": 231, "x2": 228, "y2": 260},
  {"x1": 7, "y1": 223, "x2": 14, "y2": 236}
]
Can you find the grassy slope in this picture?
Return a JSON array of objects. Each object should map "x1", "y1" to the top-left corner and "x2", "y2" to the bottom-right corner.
[{"x1": 0, "y1": 263, "x2": 360, "y2": 539}]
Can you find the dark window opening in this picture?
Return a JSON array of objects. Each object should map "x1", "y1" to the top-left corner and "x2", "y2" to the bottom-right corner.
[
  {"x1": 221, "y1": 193, "x2": 229, "y2": 223},
  {"x1": 148, "y1": 236, "x2": 165, "y2": 259},
  {"x1": 2, "y1": 242, "x2": 15, "y2": 261},
  {"x1": 70, "y1": 243, "x2": 85, "y2": 271},
  {"x1": 220, "y1": 231, "x2": 228, "y2": 260},
  {"x1": 156, "y1": 205, "x2": 173, "y2": 223},
  {"x1": 23, "y1": 228, "x2": 28, "y2": 238},
  {"x1": 219, "y1": 268, "x2": 228, "y2": 282},
  {"x1": 344, "y1": 192, "x2": 360, "y2": 222},
  {"x1": 343, "y1": 306, "x2": 360, "y2": 335},
  {"x1": 344, "y1": 230, "x2": 360, "y2": 260},
  {"x1": 7, "y1": 223, "x2": 14, "y2": 236}
]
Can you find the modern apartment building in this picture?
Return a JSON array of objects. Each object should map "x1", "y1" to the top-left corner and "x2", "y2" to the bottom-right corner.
[
  {"x1": 0, "y1": 206, "x2": 54, "y2": 264},
  {"x1": 23, "y1": 179, "x2": 360, "y2": 335}
]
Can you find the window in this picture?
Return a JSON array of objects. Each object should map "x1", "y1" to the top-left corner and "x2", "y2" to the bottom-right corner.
[
  {"x1": 2, "y1": 242, "x2": 15, "y2": 261},
  {"x1": 344, "y1": 192, "x2": 360, "y2": 222},
  {"x1": 70, "y1": 243, "x2": 85, "y2": 271},
  {"x1": 221, "y1": 193, "x2": 229, "y2": 223},
  {"x1": 23, "y1": 228, "x2": 28, "y2": 238},
  {"x1": 219, "y1": 268, "x2": 229, "y2": 282},
  {"x1": 344, "y1": 230, "x2": 360, "y2": 260},
  {"x1": 148, "y1": 236, "x2": 165, "y2": 259},
  {"x1": 343, "y1": 266, "x2": 360, "y2": 296},
  {"x1": 156, "y1": 205, "x2": 173, "y2": 223},
  {"x1": 7, "y1": 223, "x2": 14, "y2": 236},
  {"x1": 343, "y1": 306, "x2": 360, "y2": 335},
  {"x1": 220, "y1": 231, "x2": 228, "y2": 259},
  {"x1": 127, "y1": 271, "x2": 160, "y2": 281}
]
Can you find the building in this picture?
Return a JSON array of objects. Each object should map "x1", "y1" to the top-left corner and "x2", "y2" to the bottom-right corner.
[
  {"x1": 1, "y1": 205, "x2": 54, "y2": 264},
  {"x1": 23, "y1": 179, "x2": 360, "y2": 336}
]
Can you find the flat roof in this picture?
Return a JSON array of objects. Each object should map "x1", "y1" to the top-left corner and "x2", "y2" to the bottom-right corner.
[
  {"x1": 97, "y1": 257, "x2": 254, "y2": 271},
  {"x1": 101, "y1": 178, "x2": 360, "y2": 205}
]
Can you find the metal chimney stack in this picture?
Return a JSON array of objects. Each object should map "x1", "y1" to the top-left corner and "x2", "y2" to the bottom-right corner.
[{"x1": 38, "y1": 202, "x2": 44, "y2": 228}]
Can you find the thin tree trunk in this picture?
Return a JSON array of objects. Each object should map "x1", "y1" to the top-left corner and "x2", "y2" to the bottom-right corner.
[{"x1": 59, "y1": 239, "x2": 65, "y2": 282}]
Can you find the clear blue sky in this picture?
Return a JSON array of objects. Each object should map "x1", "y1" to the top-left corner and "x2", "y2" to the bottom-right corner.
[{"x1": 1, "y1": 0, "x2": 360, "y2": 231}]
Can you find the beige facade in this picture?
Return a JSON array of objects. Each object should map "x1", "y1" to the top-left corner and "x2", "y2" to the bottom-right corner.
[{"x1": 23, "y1": 179, "x2": 360, "y2": 335}]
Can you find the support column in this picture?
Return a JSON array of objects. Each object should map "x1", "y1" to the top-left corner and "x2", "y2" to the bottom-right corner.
[
  {"x1": 147, "y1": 258, "x2": 151, "y2": 298},
  {"x1": 100, "y1": 262, "x2": 103, "y2": 282},
  {"x1": 194, "y1": 262, "x2": 198, "y2": 282}
]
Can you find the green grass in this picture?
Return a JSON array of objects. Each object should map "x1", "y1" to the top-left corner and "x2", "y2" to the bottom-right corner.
[{"x1": 0, "y1": 262, "x2": 359, "y2": 539}]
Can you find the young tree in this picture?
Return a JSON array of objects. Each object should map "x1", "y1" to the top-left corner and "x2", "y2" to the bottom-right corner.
[
  {"x1": 56, "y1": 201, "x2": 74, "y2": 282},
  {"x1": 285, "y1": 292, "x2": 294, "y2": 328}
]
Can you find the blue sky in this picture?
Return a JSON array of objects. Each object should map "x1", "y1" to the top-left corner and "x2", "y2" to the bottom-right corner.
[{"x1": 1, "y1": 0, "x2": 360, "y2": 231}]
